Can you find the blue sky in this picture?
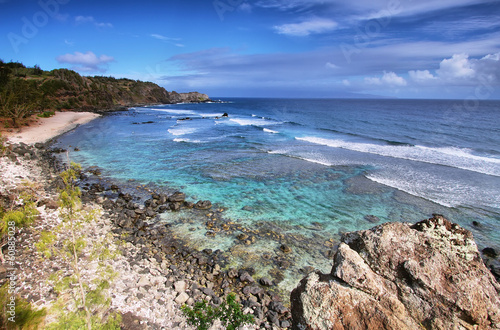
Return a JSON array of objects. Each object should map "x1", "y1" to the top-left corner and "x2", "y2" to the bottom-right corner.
[{"x1": 1, "y1": 0, "x2": 499, "y2": 99}]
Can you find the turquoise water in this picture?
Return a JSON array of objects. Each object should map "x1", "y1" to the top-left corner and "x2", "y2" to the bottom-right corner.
[{"x1": 54, "y1": 98, "x2": 500, "y2": 290}]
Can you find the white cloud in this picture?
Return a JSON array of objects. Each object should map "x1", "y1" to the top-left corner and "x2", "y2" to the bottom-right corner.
[
  {"x1": 56, "y1": 51, "x2": 115, "y2": 72},
  {"x1": 326, "y1": 62, "x2": 339, "y2": 69},
  {"x1": 365, "y1": 71, "x2": 407, "y2": 86},
  {"x1": 482, "y1": 53, "x2": 500, "y2": 61},
  {"x1": 409, "y1": 70, "x2": 436, "y2": 82},
  {"x1": 274, "y1": 18, "x2": 338, "y2": 36},
  {"x1": 75, "y1": 16, "x2": 113, "y2": 28},
  {"x1": 256, "y1": 0, "x2": 489, "y2": 23},
  {"x1": 151, "y1": 34, "x2": 184, "y2": 47},
  {"x1": 238, "y1": 3, "x2": 253, "y2": 13},
  {"x1": 436, "y1": 53, "x2": 475, "y2": 79},
  {"x1": 151, "y1": 34, "x2": 176, "y2": 41},
  {"x1": 408, "y1": 52, "x2": 500, "y2": 88},
  {"x1": 75, "y1": 16, "x2": 94, "y2": 24},
  {"x1": 364, "y1": 77, "x2": 382, "y2": 85},
  {"x1": 154, "y1": 46, "x2": 500, "y2": 98}
]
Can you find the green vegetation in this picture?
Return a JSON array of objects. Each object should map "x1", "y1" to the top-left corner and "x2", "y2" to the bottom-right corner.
[
  {"x1": 0, "y1": 133, "x2": 6, "y2": 154},
  {"x1": 37, "y1": 111, "x2": 55, "y2": 118},
  {"x1": 181, "y1": 293, "x2": 255, "y2": 330},
  {"x1": 36, "y1": 163, "x2": 121, "y2": 329},
  {"x1": 0, "y1": 60, "x2": 170, "y2": 127},
  {"x1": 0, "y1": 181, "x2": 44, "y2": 329},
  {"x1": 0, "y1": 283, "x2": 47, "y2": 330},
  {"x1": 0, "y1": 183, "x2": 39, "y2": 236}
]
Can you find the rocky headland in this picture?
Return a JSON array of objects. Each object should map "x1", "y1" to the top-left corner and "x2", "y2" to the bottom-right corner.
[
  {"x1": 0, "y1": 61, "x2": 213, "y2": 130},
  {"x1": 291, "y1": 215, "x2": 500, "y2": 329}
]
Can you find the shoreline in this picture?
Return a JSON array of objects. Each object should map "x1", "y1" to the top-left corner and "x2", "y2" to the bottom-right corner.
[
  {"x1": 2, "y1": 108, "x2": 498, "y2": 329},
  {"x1": 3, "y1": 111, "x2": 101, "y2": 145}
]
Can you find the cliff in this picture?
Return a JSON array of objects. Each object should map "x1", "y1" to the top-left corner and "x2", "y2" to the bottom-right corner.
[
  {"x1": 168, "y1": 91, "x2": 210, "y2": 104},
  {"x1": 0, "y1": 61, "x2": 210, "y2": 125},
  {"x1": 291, "y1": 215, "x2": 500, "y2": 329}
]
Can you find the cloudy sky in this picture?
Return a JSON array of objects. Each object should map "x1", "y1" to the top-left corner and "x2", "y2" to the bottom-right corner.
[{"x1": 1, "y1": 0, "x2": 499, "y2": 99}]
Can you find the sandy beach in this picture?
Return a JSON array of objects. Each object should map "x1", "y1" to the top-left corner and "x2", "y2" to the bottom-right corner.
[{"x1": 4, "y1": 111, "x2": 100, "y2": 145}]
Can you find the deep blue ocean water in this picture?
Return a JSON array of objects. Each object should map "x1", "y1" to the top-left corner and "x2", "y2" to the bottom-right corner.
[{"x1": 54, "y1": 98, "x2": 500, "y2": 290}]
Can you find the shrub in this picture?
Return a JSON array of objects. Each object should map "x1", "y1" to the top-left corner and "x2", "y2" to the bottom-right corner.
[
  {"x1": 182, "y1": 293, "x2": 254, "y2": 330},
  {"x1": 37, "y1": 111, "x2": 55, "y2": 118},
  {"x1": 0, "y1": 196, "x2": 38, "y2": 236},
  {"x1": 0, "y1": 283, "x2": 47, "y2": 329},
  {"x1": 0, "y1": 133, "x2": 6, "y2": 154}
]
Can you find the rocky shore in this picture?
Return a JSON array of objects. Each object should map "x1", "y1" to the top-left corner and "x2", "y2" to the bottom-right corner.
[
  {"x1": 0, "y1": 141, "x2": 291, "y2": 329},
  {"x1": 2, "y1": 115, "x2": 499, "y2": 329}
]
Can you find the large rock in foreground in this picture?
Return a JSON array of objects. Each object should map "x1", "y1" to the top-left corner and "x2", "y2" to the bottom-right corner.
[{"x1": 291, "y1": 215, "x2": 500, "y2": 329}]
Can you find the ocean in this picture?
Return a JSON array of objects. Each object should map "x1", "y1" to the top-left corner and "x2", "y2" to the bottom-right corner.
[{"x1": 54, "y1": 98, "x2": 500, "y2": 291}]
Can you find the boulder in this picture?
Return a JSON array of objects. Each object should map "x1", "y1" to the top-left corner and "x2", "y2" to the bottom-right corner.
[
  {"x1": 175, "y1": 292, "x2": 189, "y2": 305},
  {"x1": 169, "y1": 202, "x2": 181, "y2": 212},
  {"x1": 239, "y1": 272, "x2": 254, "y2": 283},
  {"x1": 168, "y1": 192, "x2": 186, "y2": 203},
  {"x1": 291, "y1": 215, "x2": 500, "y2": 330},
  {"x1": 259, "y1": 277, "x2": 273, "y2": 287},
  {"x1": 195, "y1": 200, "x2": 212, "y2": 210},
  {"x1": 174, "y1": 280, "x2": 187, "y2": 293}
]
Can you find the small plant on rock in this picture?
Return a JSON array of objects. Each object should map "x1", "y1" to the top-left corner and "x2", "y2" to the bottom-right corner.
[{"x1": 181, "y1": 293, "x2": 254, "y2": 330}]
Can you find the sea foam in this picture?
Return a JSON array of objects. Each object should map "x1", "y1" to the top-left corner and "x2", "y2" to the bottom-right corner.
[
  {"x1": 296, "y1": 136, "x2": 500, "y2": 177},
  {"x1": 168, "y1": 127, "x2": 198, "y2": 136},
  {"x1": 229, "y1": 117, "x2": 280, "y2": 127}
]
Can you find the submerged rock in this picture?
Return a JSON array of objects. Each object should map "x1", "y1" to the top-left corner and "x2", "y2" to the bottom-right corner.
[
  {"x1": 195, "y1": 200, "x2": 212, "y2": 210},
  {"x1": 279, "y1": 244, "x2": 292, "y2": 254},
  {"x1": 291, "y1": 215, "x2": 500, "y2": 330},
  {"x1": 483, "y1": 247, "x2": 498, "y2": 258},
  {"x1": 364, "y1": 214, "x2": 380, "y2": 223}
]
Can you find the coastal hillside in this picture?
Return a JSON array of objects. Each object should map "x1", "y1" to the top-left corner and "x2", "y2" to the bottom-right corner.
[{"x1": 0, "y1": 60, "x2": 209, "y2": 127}]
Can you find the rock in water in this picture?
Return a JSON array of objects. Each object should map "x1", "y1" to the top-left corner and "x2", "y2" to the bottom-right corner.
[
  {"x1": 195, "y1": 200, "x2": 212, "y2": 210},
  {"x1": 290, "y1": 215, "x2": 500, "y2": 330}
]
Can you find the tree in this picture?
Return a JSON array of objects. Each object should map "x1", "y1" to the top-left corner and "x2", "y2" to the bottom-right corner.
[
  {"x1": 36, "y1": 163, "x2": 121, "y2": 329},
  {"x1": 0, "y1": 64, "x2": 11, "y2": 91},
  {"x1": 32, "y1": 64, "x2": 43, "y2": 76},
  {"x1": 0, "y1": 79, "x2": 40, "y2": 127}
]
